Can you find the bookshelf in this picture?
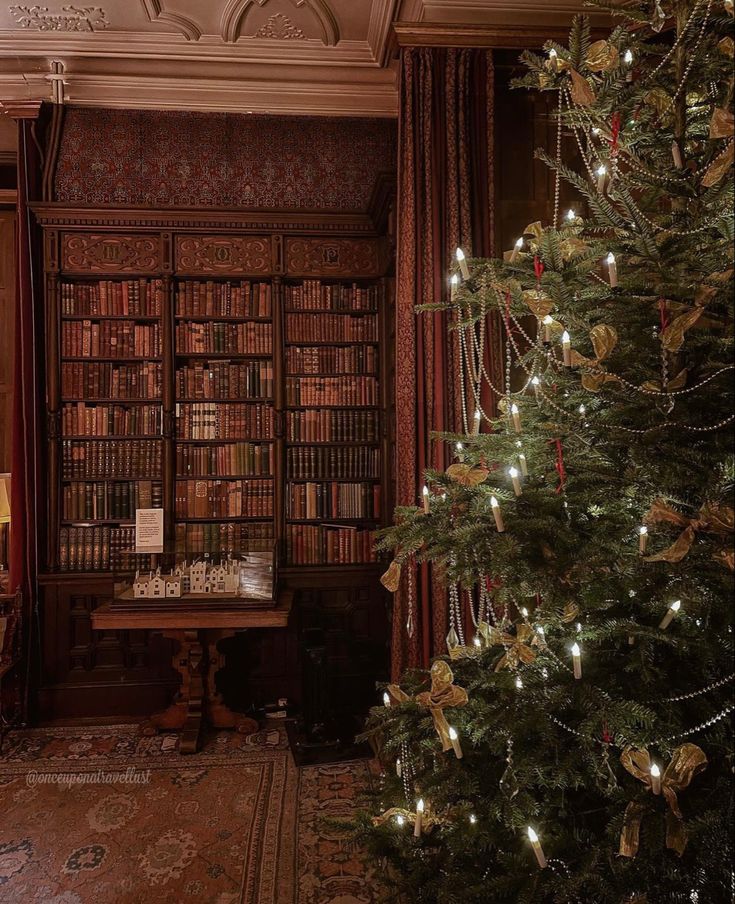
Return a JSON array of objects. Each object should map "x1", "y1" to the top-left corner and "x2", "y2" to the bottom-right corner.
[
  {"x1": 39, "y1": 225, "x2": 392, "y2": 577},
  {"x1": 32, "y1": 211, "x2": 393, "y2": 724}
]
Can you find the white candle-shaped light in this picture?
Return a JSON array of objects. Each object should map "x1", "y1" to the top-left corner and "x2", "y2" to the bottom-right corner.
[
  {"x1": 650, "y1": 762, "x2": 662, "y2": 795},
  {"x1": 473, "y1": 635, "x2": 482, "y2": 650},
  {"x1": 596, "y1": 164, "x2": 608, "y2": 193},
  {"x1": 548, "y1": 48, "x2": 559, "y2": 72},
  {"x1": 422, "y1": 485, "x2": 431, "y2": 515},
  {"x1": 542, "y1": 316, "x2": 554, "y2": 343},
  {"x1": 571, "y1": 642, "x2": 582, "y2": 679},
  {"x1": 396, "y1": 814, "x2": 405, "y2": 826},
  {"x1": 561, "y1": 331, "x2": 572, "y2": 366},
  {"x1": 490, "y1": 496, "x2": 506, "y2": 532},
  {"x1": 518, "y1": 453, "x2": 528, "y2": 477},
  {"x1": 606, "y1": 252, "x2": 618, "y2": 288},
  {"x1": 659, "y1": 599, "x2": 681, "y2": 630},
  {"x1": 510, "y1": 237, "x2": 524, "y2": 263},
  {"x1": 510, "y1": 403, "x2": 522, "y2": 434},
  {"x1": 383, "y1": 691, "x2": 391, "y2": 708},
  {"x1": 566, "y1": 208, "x2": 576, "y2": 223},
  {"x1": 450, "y1": 273, "x2": 459, "y2": 302},
  {"x1": 509, "y1": 467, "x2": 522, "y2": 497},
  {"x1": 672, "y1": 141, "x2": 683, "y2": 169},
  {"x1": 455, "y1": 441, "x2": 465, "y2": 462},
  {"x1": 531, "y1": 375, "x2": 541, "y2": 399},
  {"x1": 623, "y1": 48, "x2": 634, "y2": 65},
  {"x1": 448, "y1": 726, "x2": 464, "y2": 759},
  {"x1": 473, "y1": 408, "x2": 481, "y2": 435},
  {"x1": 527, "y1": 827, "x2": 547, "y2": 868},
  {"x1": 414, "y1": 799, "x2": 424, "y2": 837},
  {"x1": 515, "y1": 675, "x2": 524, "y2": 689},
  {"x1": 456, "y1": 247, "x2": 470, "y2": 280},
  {"x1": 396, "y1": 758, "x2": 402, "y2": 777},
  {"x1": 638, "y1": 525, "x2": 648, "y2": 554}
]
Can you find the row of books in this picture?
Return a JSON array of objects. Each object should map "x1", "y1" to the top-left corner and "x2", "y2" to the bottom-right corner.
[
  {"x1": 176, "y1": 281, "x2": 272, "y2": 318},
  {"x1": 175, "y1": 361, "x2": 274, "y2": 400},
  {"x1": 287, "y1": 446, "x2": 380, "y2": 480},
  {"x1": 176, "y1": 403, "x2": 274, "y2": 440},
  {"x1": 176, "y1": 322, "x2": 272, "y2": 355},
  {"x1": 286, "y1": 345, "x2": 377, "y2": 375},
  {"x1": 285, "y1": 313, "x2": 377, "y2": 343},
  {"x1": 288, "y1": 482, "x2": 381, "y2": 520},
  {"x1": 62, "y1": 480, "x2": 163, "y2": 522},
  {"x1": 286, "y1": 376, "x2": 378, "y2": 407},
  {"x1": 59, "y1": 525, "x2": 136, "y2": 572},
  {"x1": 62, "y1": 403, "x2": 162, "y2": 437},
  {"x1": 175, "y1": 479, "x2": 274, "y2": 519},
  {"x1": 62, "y1": 440, "x2": 162, "y2": 479},
  {"x1": 61, "y1": 279, "x2": 164, "y2": 316},
  {"x1": 174, "y1": 522, "x2": 274, "y2": 558},
  {"x1": 286, "y1": 409, "x2": 379, "y2": 443},
  {"x1": 286, "y1": 525, "x2": 377, "y2": 565},
  {"x1": 62, "y1": 321, "x2": 161, "y2": 359},
  {"x1": 61, "y1": 362, "x2": 162, "y2": 400},
  {"x1": 285, "y1": 281, "x2": 380, "y2": 312},
  {"x1": 176, "y1": 443, "x2": 273, "y2": 477}
]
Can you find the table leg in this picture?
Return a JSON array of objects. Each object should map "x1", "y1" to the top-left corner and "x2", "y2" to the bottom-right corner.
[
  {"x1": 141, "y1": 629, "x2": 204, "y2": 754},
  {"x1": 204, "y1": 629, "x2": 258, "y2": 736}
]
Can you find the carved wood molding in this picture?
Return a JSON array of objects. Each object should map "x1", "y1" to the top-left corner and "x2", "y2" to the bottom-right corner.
[
  {"x1": 175, "y1": 235, "x2": 272, "y2": 275},
  {"x1": 140, "y1": 0, "x2": 202, "y2": 41},
  {"x1": 393, "y1": 21, "x2": 584, "y2": 48},
  {"x1": 32, "y1": 205, "x2": 381, "y2": 235},
  {"x1": 61, "y1": 232, "x2": 163, "y2": 273},
  {"x1": 221, "y1": 0, "x2": 340, "y2": 45},
  {"x1": 285, "y1": 237, "x2": 385, "y2": 277}
]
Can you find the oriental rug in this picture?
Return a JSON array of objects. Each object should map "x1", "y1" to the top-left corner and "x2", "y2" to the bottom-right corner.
[{"x1": 0, "y1": 724, "x2": 377, "y2": 904}]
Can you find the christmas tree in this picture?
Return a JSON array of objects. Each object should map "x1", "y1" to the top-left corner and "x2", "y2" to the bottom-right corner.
[{"x1": 357, "y1": 2, "x2": 734, "y2": 901}]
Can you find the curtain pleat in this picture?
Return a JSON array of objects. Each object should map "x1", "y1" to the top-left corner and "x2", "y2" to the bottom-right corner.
[{"x1": 393, "y1": 47, "x2": 501, "y2": 679}]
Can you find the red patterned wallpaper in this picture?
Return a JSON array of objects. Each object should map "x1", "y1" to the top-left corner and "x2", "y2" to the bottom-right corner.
[{"x1": 54, "y1": 108, "x2": 396, "y2": 211}]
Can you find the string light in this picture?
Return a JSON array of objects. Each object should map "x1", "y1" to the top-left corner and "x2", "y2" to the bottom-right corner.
[
  {"x1": 596, "y1": 164, "x2": 607, "y2": 192},
  {"x1": 638, "y1": 525, "x2": 648, "y2": 554},
  {"x1": 414, "y1": 799, "x2": 424, "y2": 837},
  {"x1": 571, "y1": 643, "x2": 582, "y2": 679},
  {"x1": 509, "y1": 466, "x2": 522, "y2": 497},
  {"x1": 450, "y1": 273, "x2": 460, "y2": 301},
  {"x1": 624, "y1": 48, "x2": 634, "y2": 64},
  {"x1": 490, "y1": 496, "x2": 506, "y2": 532},
  {"x1": 566, "y1": 208, "x2": 576, "y2": 222},
  {"x1": 650, "y1": 762, "x2": 662, "y2": 795},
  {"x1": 606, "y1": 252, "x2": 618, "y2": 288},
  {"x1": 473, "y1": 408, "x2": 481, "y2": 435},
  {"x1": 469, "y1": 814, "x2": 477, "y2": 825},
  {"x1": 448, "y1": 726, "x2": 464, "y2": 759},
  {"x1": 542, "y1": 315, "x2": 554, "y2": 343},
  {"x1": 515, "y1": 676, "x2": 524, "y2": 690},
  {"x1": 396, "y1": 814, "x2": 405, "y2": 826},
  {"x1": 562, "y1": 331, "x2": 572, "y2": 366},
  {"x1": 510, "y1": 403, "x2": 522, "y2": 433},
  {"x1": 455, "y1": 441, "x2": 465, "y2": 461},
  {"x1": 456, "y1": 247, "x2": 470, "y2": 279},
  {"x1": 422, "y1": 485, "x2": 430, "y2": 515},
  {"x1": 548, "y1": 48, "x2": 559, "y2": 72},
  {"x1": 510, "y1": 237, "x2": 524, "y2": 263},
  {"x1": 518, "y1": 453, "x2": 528, "y2": 477},
  {"x1": 383, "y1": 691, "x2": 391, "y2": 708},
  {"x1": 659, "y1": 599, "x2": 682, "y2": 630},
  {"x1": 527, "y1": 827, "x2": 547, "y2": 868}
]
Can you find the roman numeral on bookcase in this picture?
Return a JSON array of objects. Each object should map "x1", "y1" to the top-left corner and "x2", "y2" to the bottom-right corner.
[{"x1": 41, "y1": 225, "x2": 393, "y2": 573}]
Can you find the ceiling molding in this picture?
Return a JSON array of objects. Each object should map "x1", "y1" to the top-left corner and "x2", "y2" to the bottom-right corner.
[
  {"x1": 140, "y1": 0, "x2": 203, "y2": 41},
  {"x1": 366, "y1": 0, "x2": 399, "y2": 65},
  {"x1": 0, "y1": 99, "x2": 43, "y2": 119},
  {"x1": 220, "y1": 0, "x2": 340, "y2": 45},
  {"x1": 393, "y1": 21, "x2": 583, "y2": 48}
]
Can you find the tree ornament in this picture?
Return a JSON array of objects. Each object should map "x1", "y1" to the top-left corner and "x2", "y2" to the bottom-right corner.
[
  {"x1": 380, "y1": 559, "x2": 402, "y2": 593},
  {"x1": 446, "y1": 626, "x2": 460, "y2": 653},
  {"x1": 414, "y1": 661, "x2": 469, "y2": 752},
  {"x1": 446, "y1": 463, "x2": 490, "y2": 487},
  {"x1": 651, "y1": 0, "x2": 666, "y2": 33},
  {"x1": 490, "y1": 623, "x2": 538, "y2": 671},
  {"x1": 570, "y1": 69, "x2": 596, "y2": 105},
  {"x1": 585, "y1": 40, "x2": 620, "y2": 72},
  {"x1": 642, "y1": 499, "x2": 735, "y2": 569},
  {"x1": 619, "y1": 744, "x2": 708, "y2": 857}
]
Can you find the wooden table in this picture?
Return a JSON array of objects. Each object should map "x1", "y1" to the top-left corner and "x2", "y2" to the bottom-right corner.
[{"x1": 91, "y1": 589, "x2": 293, "y2": 754}]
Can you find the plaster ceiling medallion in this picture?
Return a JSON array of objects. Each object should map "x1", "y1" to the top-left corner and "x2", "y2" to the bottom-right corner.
[
  {"x1": 253, "y1": 13, "x2": 306, "y2": 39},
  {"x1": 9, "y1": 4, "x2": 108, "y2": 30},
  {"x1": 221, "y1": 0, "x2": 339, "y2": 45},
  {"x1": 140, "y1": 0, "x2": 201, "y2": 41}
]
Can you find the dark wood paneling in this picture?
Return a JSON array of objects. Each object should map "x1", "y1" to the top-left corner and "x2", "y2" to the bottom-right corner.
[
  {"x1": 175, "y1": 234, "x2": 272, "y2": 275},
  {"x1": 61, "y1": 232, "x2": 163, "y2": 274},
  {"x1": 285, "y1": 237, "x2": 387, "y2": 277}
]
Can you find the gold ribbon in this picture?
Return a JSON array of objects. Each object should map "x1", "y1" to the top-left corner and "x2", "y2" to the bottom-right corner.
[
  {"x1": 619, "y1": 744, "x2": 707, "y2": 858},
  {"x1": 643, "y1": 498, "x2": 734, "y2": 570},
  {"x1": 490, "y1": 623, "x2": 538, "y2": 671},
  {"x1": 371, "y1": 806, "x2": 443, "y2": 832},
  {"x1": 388, "y1": 660, "x2": 468, "y2": 753}
]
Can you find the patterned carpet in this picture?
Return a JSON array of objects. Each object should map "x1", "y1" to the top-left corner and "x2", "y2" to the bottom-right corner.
[{"x1": 0, "y1": 724, "x2": 377, "y2": 904}]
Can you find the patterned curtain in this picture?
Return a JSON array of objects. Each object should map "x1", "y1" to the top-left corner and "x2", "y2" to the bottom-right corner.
[{"x1": 392, "y1": 47, "x2": 502, "y2": 678}]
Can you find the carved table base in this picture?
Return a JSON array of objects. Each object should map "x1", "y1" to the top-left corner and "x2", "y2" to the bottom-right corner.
[{"x1": 142, "y1": 627, "x2": 256, "y2": 754}]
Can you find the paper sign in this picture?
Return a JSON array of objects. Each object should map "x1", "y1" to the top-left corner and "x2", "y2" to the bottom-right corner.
[{"x1": 135, "y1": 508, "x2": 164, "y2": 553}]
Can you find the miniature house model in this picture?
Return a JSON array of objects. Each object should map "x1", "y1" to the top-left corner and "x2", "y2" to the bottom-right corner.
[{"x1": 131, "y1": 559, "x2": 251, "y2": 600}]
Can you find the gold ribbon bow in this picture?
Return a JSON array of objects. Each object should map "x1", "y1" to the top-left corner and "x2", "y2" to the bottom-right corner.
[
  {"x1": 388, "y1": 661, "x2": 468, "y2": 753},
  {"x1": 490, "y1": 624, "x2": 538, "y2": 671},
  {"x1": 643, "y1": 498, "x2": 735, "y2": 571},
  {"x1": 619, "y1": 744, "x2": 707, "y2": 858}
]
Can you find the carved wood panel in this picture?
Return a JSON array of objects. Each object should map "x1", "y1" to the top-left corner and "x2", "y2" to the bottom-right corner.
[
  {"x1": 61, "y1": 233, "x2": 162, "y2": 273},
  {"x1": 285, "y1": 238, "x2": 383, "y2": 277},
  {"x1": 175, "y1": 235, "x2": 272, "y2": 275}
]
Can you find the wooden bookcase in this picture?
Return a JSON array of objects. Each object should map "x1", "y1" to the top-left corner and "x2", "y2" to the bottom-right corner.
[{"x1": 32, "y1": 207, "x2": 393, "y2": 722}]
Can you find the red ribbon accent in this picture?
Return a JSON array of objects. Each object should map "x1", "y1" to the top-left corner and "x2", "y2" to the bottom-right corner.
[
  {"x1": 610, "y1": 111, "x2": 621, "y2": 156},
  {"x1": 549, "y1": 438, "x2": 567, "y2": 494},
  {"x1": 484, "y1": 575, "x2": 502, "y2": 594},
  {"x1": 534, "y1": 256, "x2": 545, "y2": 284},
  {"x1": 658, "y1": 298, "x2": 670, "y2": 332}
]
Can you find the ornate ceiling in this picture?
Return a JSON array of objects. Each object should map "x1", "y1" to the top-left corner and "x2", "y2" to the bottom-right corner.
[{"x1": 0, "y1": 0, "x2": 594, "y2": 117}]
